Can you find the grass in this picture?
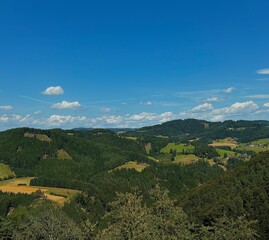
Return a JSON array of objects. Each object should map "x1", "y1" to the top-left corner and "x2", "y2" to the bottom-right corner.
[
  {"x1": 113, "y1": 161, "x2": 149, "y2": 172},
  {"x1": 145, "y1": 143, "x2": 152, "y2": 154},
  {"x1": 24, "y1": 132, "x2": 52, "y2": 142},
  {"x1": 160, "y1": 143, "x2": 194, "y2": 154},
  {"x1": 0, "y1": 163, "x2": 15, "y2": 180},
  {"x1": 124, "y1": 137, "x2": 138, "y2": 141},
  {"x1": 147, "y1": 156, "x2": 159, "y2": 162},
  {"x1": 158, "y1": 154, "x2": 199, "y2": 165},
  {"x1": 57, "y1": 149, "x2": 72, "y2": 160},
  {"x1": 216, "y1": 149, "x2": 236, "y2": 157},
  {"x1": 173, "y1": 154, "x2": 199, "y2": 164},
  {"x1": 0, "y1": 177, "x2": 80, "y2": 206},
  {"x1": 235, "y1": 138, "x2": 269, "y2": 153},
  {"x1": 209, "y1": 138, "x2": 237, "y2": 149}
]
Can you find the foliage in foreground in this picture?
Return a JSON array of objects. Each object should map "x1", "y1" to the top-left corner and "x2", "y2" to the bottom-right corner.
[{"x1": 0, "y1": 185, "x2": 257, "y2": 240}]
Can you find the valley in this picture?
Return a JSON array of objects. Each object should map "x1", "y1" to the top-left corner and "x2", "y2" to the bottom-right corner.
[{"x1": 0, "y1": 119, "x2": 268, "y2": 239}]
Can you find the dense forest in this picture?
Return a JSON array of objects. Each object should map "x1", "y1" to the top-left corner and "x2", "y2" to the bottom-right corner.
[
  {"x1": 124, "y1": 119, "x2": 269, "y2": 143},
  {"x1": 0, "y1": 120, "x2": 268, "y2": 239}
]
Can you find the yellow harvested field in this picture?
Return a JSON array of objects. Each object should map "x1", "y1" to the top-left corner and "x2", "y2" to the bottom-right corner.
[
  {"x1": 57, "y1": 149, "x2": 72, "y2": 160},
  {"x1": 209, "y1": 138, "x2": 237, "y2": 149},
  {"x1": 174, "y1": 154, "x2": 199, "y2": 165},
  {"x1": 0, "y1": 177, "x2": 33, "y2": 186},
  {"x1": 24, "y1": 133, "x2": 52, "y2": 142},
  {"x1": 113, "y1": 161, "x2": 149, "y2": 172},
  {"x1": 0, "y1": 178, "x2": 80, "y2": 205},
  {"x1": 209, "y1": 142, "x2": 237, "y2": 148},
  {"x1": 145, "y1": 143, "x2": 152, "y2": 154}
]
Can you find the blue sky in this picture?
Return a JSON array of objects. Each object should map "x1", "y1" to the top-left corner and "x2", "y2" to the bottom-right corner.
[{"x1": 0, "y1": 0, "x2": 269, "y2": 129}]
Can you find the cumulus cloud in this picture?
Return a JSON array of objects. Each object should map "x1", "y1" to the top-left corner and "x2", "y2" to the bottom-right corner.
[
  {"x1": 212, "y1": 101, "x2": 258, "y2": 115},
  {"x1": 256, "y1": 68, "x2": 269, "y2": 75},
  {"x1": 0, "y1": 114, "x2": 31, "y2": 125},
  {"x1": 46, "y1": 115, "x2": 86, "y2": 127},
  {"x1": 51, "y1": 101, "x2": 81, "y2": 109},
  {"x1": 223, "y1": 87, "x2": 235, "y2": 93},
  {"x1": 264, "y1": 103, "x2": 269, "y2": 107},
  {"x1": 203, "y1": 97, "x2": 220, "y2": 103},
  {"x1": 179, "y1": 101, "x2": 260, "y2": 122},
  {"x1": 0, "y1": 105, "x2": 13, "y2": 111},
  {"x1": 211, "y1": 115, "x2": 225, "y2": 122},
  {"x1": 42, "y1": 86, "x2": 64, "y2": 95},
  {"x1": 192, "y1": 103, "x2": 213, "y2": 112},
  {"x1": 100, "y1": 108, "x2": 111, "y2": 113},
  {"x1": 140, "y1": 101, "x2": 153, "y2": 106},
  {"x1": 247, "y1": 94, "x2": 269, "y2": 99},
  {"x1": 89, "y1": 112, "x2": 175, "y2": 127}
]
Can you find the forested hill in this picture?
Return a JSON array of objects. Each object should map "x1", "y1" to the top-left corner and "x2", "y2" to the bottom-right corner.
[
  {"x1": 0, "y1": 127, "x2": 148, "y2": 179},
  {"x1": 124, "y1": 119, "x2": 269, "y2": 142},
  {"x1": 180, "y1": 151, "x2": 269, "y2": 239}
]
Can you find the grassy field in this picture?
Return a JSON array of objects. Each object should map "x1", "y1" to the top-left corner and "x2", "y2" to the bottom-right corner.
[
  {"x1": 158, "y1": 154, "x2": 199, "y2": 165},
  {"x1": 147, "y1": 156, "x2": 159, "y2": 162},
  {"x1": 124, "y1": 136, "x2": 138, "y2": 141},
  {"x1": 24, "y1": 132, "x2": 52, "y2": 142},
  {"x1": 57, "y1": 149, "x2": 72, "y2": 160},
  {"x1": 209, "y1": 138, "x2": 237, "y2": 149},
  {"x1": 235, "y1": 138, "x2": 269, "y2": 153},
  {"x1": 173, "y1": 154, "x2": 199, "y2": 164},
  {"x1": 0, "y1": 163, "x2": 15, "y2": 180},
  {"x1": 160, "y1": 143, "x2": 194, "y2": 154},
  {"x1": 145, "y1": 143, "x2": 152, "y2": 154},
  {"x1": 0, "y1": 177, "x2": 79, "y2": 205},
  {"x1": 216, "y1": 149, "x2": 236, "y2": 157},
  {"x1": 113, "y1": 161, "x2": 149, "y2": 172}
]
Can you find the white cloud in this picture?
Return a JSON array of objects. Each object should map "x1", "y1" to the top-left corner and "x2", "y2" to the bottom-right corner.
[
  {"x1": 0, "y1": 114, "x2": 31, "y2": 125},
  {"x1": 212, "y1": 101, "x2": 258, "y2": 115},
  {"x1": 179, "y1": 101, "x2": 260, "y2": 122},
  {"x1": 51, "y1": 101, "x2": 81, "y2": 109},
  {"x1": 100, "y1": 108, "x2": 111, "y2": 113},
  {"x1": 264, "y1": 103, "x2": 269, "y2": 108},
  {"x1": 0, "y1": 105, "x2": 13, "y2": 111},
  {"x1": 203, "y1": 97, "x2": 220, "y2": 103},
  {"x1": 88, "y1": 112, "x2": 175, "y2": 127},
  {"x1": 256, "y1": 68, "x2": 269, "y2": 75},
  {"x1": 140, "y1": 101, "x2": 153, "y2": 106},
  {"x1": 192, "y1": 103, "x2": 213, "y2": 112},
  {"x1": 46, "y1": 115, "x2": 86, "y2": 126},
  {"x1": 247, "y1": 94, "x2": 269, "y2": 99},
  {"x1": 42, "y1": 86, "x2": 64, "y2": 95},
  {"x1": 211, "y1": 115, "x2": 225, "y2": 122},
  {"x1": 223, "y1": 87, "x2": 235, "y2": 93}
]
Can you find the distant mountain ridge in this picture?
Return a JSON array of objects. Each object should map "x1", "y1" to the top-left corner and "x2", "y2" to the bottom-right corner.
[{"x1": 123, "y1": 119, "x2": 269, "y2": 142}]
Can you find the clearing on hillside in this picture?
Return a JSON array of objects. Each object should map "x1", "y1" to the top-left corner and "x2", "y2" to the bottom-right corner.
[
  {"x1": 112, "y1": 161, "x2": 149, "y2": 172},
  {"x1": 0, "y1": 163, "x2": 15, "y2": 180},
  {"x1": 161, "y1": 143, "x2": 194, "y2": 154},
  {"x1": 216, "y1": 149, "x2": 236, "y2": 157},
  {"x1": 24, "y1": 132, "x2": 52, "y2": 142},
  {"x1": 236, "y1": 138, "x2": 269, "y2": 153},
  {"x1": 209, "y1": 138, "x2": 237, "y2": 149},
  {"x1": 57, "y1": 149, "x2": 72, "y2": 160},
  {"x1": 173, "y1": 154, "x2": 199, "y2": 164},
  {"x1": 145, "y1": 143, "x2": 152, "y2": 154},
  {"x1": 0, "y1": 177, "x2": 80, "y2": 206}
]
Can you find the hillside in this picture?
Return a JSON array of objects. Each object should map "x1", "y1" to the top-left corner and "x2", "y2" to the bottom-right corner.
[
  {"x1": 124, "y1": 119, "x2": 269, "y2": 143},
  {"x1": 0, "y1": 163, "x2": 15, "y2": 180},
  {"x1": 179, "y1": 151, "x2": 269, "y2": 239},
  {"x1": 0, "y1": 124, "x2": 268, "y2": 239}
]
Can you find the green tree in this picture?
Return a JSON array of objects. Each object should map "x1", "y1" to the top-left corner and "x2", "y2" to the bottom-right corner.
[
  {"x1": 200, "y1": 215, "x2": 258, "y2": 240},
  {"x1": 13, "y1": 201, "x2": 83, "y2": 240},
  {"x1": 149, "y1": 184, "x2": 194, "y2": 240},
  {"x1": 97, "y1": 191, "x2": 150, "y2": 240}
]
